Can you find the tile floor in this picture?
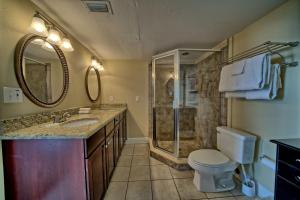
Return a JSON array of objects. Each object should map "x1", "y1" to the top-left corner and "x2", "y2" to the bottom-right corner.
[{"x1": 104, "y1": 143, "x2": 262, "y2": 200}]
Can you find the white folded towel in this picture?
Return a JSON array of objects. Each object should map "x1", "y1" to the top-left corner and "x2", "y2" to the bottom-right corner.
[
  {"x1": 80, "y1": 107, "x2": 91, "y2": 111},
  {"x1": 79, "y1": 107, "x2": 91, "y2": 114},
  {"x1": 231, "y1": 60, "x2": 246, "y2": 76},
  {"x1": 219, "y1": 54, "x2": 271, "y2": 92},
  {"x1": 225, "y1": 64, "x2": 281, "y2": 100}
]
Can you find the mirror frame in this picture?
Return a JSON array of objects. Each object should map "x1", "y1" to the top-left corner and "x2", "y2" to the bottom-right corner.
[
  {"x1": 14, "y1": 34, "x2": 69, "y2": 108},
  {"x1": 85, "y1": 66, "x2": 101, "y2": 102}
]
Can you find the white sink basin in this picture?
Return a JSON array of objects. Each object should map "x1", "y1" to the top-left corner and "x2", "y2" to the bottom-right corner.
[{"x1": 61, "y1": 118, "x2": 99, "y2": 128}]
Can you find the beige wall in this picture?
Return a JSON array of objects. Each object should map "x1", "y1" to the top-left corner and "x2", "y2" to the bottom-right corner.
[
  {"x1": 101, "y1": 60, "x2": 149, "y2": 138},
  {"x1": 0, "y1": 0, "x2": 99, "y2": 120},
  {"x1": 230, "y1": 0, "x2": 300, "y2": 193},
  {"x1": 0, "y1": 0, "x2": 99, "y2": 198}
]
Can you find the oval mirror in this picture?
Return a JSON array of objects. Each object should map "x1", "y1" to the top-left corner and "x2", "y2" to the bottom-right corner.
[
  {"x1": 14, "y1": 34, "x2": 69, "y2": 107},
  {"x1": 85, "y1": 66, "x2": 101, "y2": 102}
]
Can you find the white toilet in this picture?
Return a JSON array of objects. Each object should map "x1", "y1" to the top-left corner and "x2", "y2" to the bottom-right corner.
[{"x1": 188, "y1": 126, "x2": 256, "y2": 192}]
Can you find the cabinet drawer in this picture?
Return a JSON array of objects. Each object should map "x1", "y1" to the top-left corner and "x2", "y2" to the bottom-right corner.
[
  {"x1": 278, "y1": 146, "x2": 300, "y2": 169},
  {"x1": 276, "y1": 176, "x2": 300, "y2": 200},
  {"x1": 85, "y1": 128, "x2": 105, "y2": 158},
  {"x1": 106, "y1": 121, "x2": 114, "y2": 135},
  {"x1": 278, "y1": 161, "x2": 300, "y2": 187}
]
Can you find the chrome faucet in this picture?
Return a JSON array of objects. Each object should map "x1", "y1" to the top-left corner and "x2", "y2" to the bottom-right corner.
[
  {"x1": 62, "y1": 112, "x2": 71, "y2": 121},
  {"x1": 51, "y1": 112, "x2": 71, "y2": 123}
]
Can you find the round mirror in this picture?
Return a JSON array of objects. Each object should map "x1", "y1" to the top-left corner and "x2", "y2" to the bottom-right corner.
[
  {"x1": 85, "y1": 66, "x2": 101, "y2": 102},
  {"x1": 14, "y1": 34, "x2": 69, "y2": 107}
]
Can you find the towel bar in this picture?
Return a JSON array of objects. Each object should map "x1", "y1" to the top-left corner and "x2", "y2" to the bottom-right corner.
[{"x1": 222, "y1": 41, "x2": 299, "y2": 67}]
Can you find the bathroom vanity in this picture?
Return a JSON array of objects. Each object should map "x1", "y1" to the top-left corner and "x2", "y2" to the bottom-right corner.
[
  {"x1": 1, "y1": 108, "x2": 127, "y2": 200},
  {"x1": 271, "y1": 139, "x2": 300, "y2": 200}
]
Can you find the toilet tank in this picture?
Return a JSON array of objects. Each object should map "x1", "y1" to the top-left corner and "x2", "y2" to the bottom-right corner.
[{"x1": 216, "y1": 126, "x2": 256, "y2": 164}]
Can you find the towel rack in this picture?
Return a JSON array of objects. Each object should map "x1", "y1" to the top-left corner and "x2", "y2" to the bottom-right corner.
[{"x1": 222, "y1": 41, "x2": 299, "y2": 67}]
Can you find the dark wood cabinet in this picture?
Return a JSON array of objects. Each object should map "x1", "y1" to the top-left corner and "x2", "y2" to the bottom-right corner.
[
  {"x1": 2, "y1": 110, "x2": 127, "y2": 200},
  {"x1": 271, "y1": 139, "x2": 300, "y2": 200},
  {"x1": 119, "y1": 120, "x2": 124, "y2": 149},
  {"x1": 114, "y1": 125, "x2": 120, "y2": 161},
  {"x1": 86, "y1": 141, "x2": 106, "y2": 200},
  {"x1": 2, "y1": 140, "x2": 87, "y2": 200},
  {"x1": 106, "y1": 132, "x2": 115, "y2": 180}
]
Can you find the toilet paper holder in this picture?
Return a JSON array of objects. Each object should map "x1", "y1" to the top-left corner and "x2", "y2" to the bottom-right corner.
[{"x1": 259, "y1": 155, "x2": 276, "y2": 171}]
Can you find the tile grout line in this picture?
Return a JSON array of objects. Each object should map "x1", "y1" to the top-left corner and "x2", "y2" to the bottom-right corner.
[
  {"x1": 112, "y1": 144, "x2": 243, "y2": 200},
  {"x1": 143, "y1": 144, "x2": 154, "y2": 200},
  {"x1": 123, "y1": 144, "x2": 134, "y2": 200},
  {"x1": 168, "y1": 165, "x2": 182, "y2": 200}
]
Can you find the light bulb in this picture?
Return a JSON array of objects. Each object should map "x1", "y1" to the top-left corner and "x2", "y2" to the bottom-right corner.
[
  {"x1": 42, "y1": 41, "x2": 55, "y2": 52},
  {"x1": 47, "y1": 28, "x2": 61, "y2": 45},
  {"x1": 91, "y1": 58, "x2": 98, "y2": 67},
  {"x1": 29, "y1": 16, "x2": 48, "y2": 37},
  {"x1": 60, "y1": 38, "x2": 74, "y2": 51},
  {"x1": 97, "y1": 62, "x2": 104, "y2": 71}
]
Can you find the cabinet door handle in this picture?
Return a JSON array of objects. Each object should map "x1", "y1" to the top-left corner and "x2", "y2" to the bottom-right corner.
[
  {"x1": 295, "y1": 176, "x2": 300, "y2": 183},
  {"x1": 296, "y1": 159, "x2": 300, "y2": 163}
]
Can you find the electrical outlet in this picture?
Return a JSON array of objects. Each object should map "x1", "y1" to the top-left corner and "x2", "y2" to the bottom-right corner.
[
  {"x1": 135, "y1": 96, "x2": 140, "y2": 102},
  {"x1": 109, "y1": 96, "x2": 114, "y2": 102},
  {"x1": 3, "y1": 87, "x2": 23, "y2": 103}
]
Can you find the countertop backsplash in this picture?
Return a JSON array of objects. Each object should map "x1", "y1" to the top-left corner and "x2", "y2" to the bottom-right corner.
[{"x1": 0, "y1": 104, "x2": 127, "y2": 134}]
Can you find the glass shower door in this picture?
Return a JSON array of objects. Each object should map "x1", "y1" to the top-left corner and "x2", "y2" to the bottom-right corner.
[{"x1": 153, "y1": 53, "x2": 178, "y2": 154}]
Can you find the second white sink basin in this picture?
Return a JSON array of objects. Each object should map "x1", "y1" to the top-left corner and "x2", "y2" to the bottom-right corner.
[{"x1": 61, "y1": 118, "x2": 99, "y2": 128}]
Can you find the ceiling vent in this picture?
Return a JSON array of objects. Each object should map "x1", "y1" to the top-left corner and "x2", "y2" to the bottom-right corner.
[{"x1": 82, "y1": 0, "x2": 113, "y2": 14}]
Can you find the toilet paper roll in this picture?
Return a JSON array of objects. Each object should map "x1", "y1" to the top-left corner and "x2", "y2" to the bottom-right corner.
[{"x1": 261, "y1": 156, "x2": 276, "y2": 171}]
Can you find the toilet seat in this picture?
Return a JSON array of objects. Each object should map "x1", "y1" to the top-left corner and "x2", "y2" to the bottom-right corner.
[{"x1": 188, "y1": 149, "x2": 230, "y2": 168}]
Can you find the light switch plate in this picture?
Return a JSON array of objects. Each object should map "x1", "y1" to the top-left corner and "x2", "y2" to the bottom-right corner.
[{"x1": 3, "y1": 87, "x2": 23, "y2": 103}]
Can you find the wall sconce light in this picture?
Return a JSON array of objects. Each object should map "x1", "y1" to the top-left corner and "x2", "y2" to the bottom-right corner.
[
  {"x1": 29, "y1": 15, "x2": 48, "y2": 37},
  {"x1": 60, "y1": 38, "x2": 74, "y2": 52},
  {"x1": 29, "y1": 12, "x2": 74, "y2": 51},
  {"x1": 91, "y1": 57, "x2": 98, "y2": 67},
  {"x1": 47, "y1": 28, "x2": 61, "y2": 45},
  {"x1": 91, "y1": 56, "x2": 104, "y2": 71},
  {"x1": 96, "y1": 62, "x2": 105, "y2": 71}
]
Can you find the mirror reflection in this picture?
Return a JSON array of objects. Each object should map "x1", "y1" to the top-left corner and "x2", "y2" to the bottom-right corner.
[
  {"x1": 86, "y1": 66, "x2": 101, "y2": 102},
  {"x1": 23, "y1": 38, "x2": 64, "y2": 103}
]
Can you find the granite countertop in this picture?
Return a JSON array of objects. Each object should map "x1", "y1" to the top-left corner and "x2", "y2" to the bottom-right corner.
[{"x1": 0, "y1": 108, "x2": 126, "y2": 140}]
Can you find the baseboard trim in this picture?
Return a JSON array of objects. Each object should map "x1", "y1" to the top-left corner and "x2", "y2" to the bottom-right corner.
[
  {"x1": 256, "y1": 182, "x2": 274, "y2": 199},
  {"x1": 126, "y1": 137, "x2": 149, "y2": 144}
]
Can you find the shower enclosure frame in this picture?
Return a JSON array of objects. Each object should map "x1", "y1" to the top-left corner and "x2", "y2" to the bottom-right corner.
[{"x1": 152, "y1": 48, "x2": 222, "y2": 158}]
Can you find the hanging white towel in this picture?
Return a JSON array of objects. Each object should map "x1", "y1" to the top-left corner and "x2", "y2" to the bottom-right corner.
[
  {"x1": 245, "y1": 64, "x2": 281, "y2": 100},
  {"x1": 225, "y1": 64, "x2": 282, "y2": 100},
  {"x1": 219, "y1": 54, "x2": 271, "y2": 92}
]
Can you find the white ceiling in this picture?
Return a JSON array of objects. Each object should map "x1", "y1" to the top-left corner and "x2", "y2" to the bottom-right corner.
[{"x1": 31, "y1": 0, "x2": 286, "y2": 60}]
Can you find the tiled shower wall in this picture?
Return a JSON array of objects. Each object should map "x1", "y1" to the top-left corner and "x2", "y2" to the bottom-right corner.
[
  {"x1": 149, "y1": 47, "x2": 228, "y2": 155},
  {"x1": 195, "y1": 49, "x2": 227, "y2": 148}
]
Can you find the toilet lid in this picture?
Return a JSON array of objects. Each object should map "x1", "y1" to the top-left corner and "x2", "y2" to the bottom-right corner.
[{"x1": 189, "y1": 149, "x2": 230, "y2": 167}]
